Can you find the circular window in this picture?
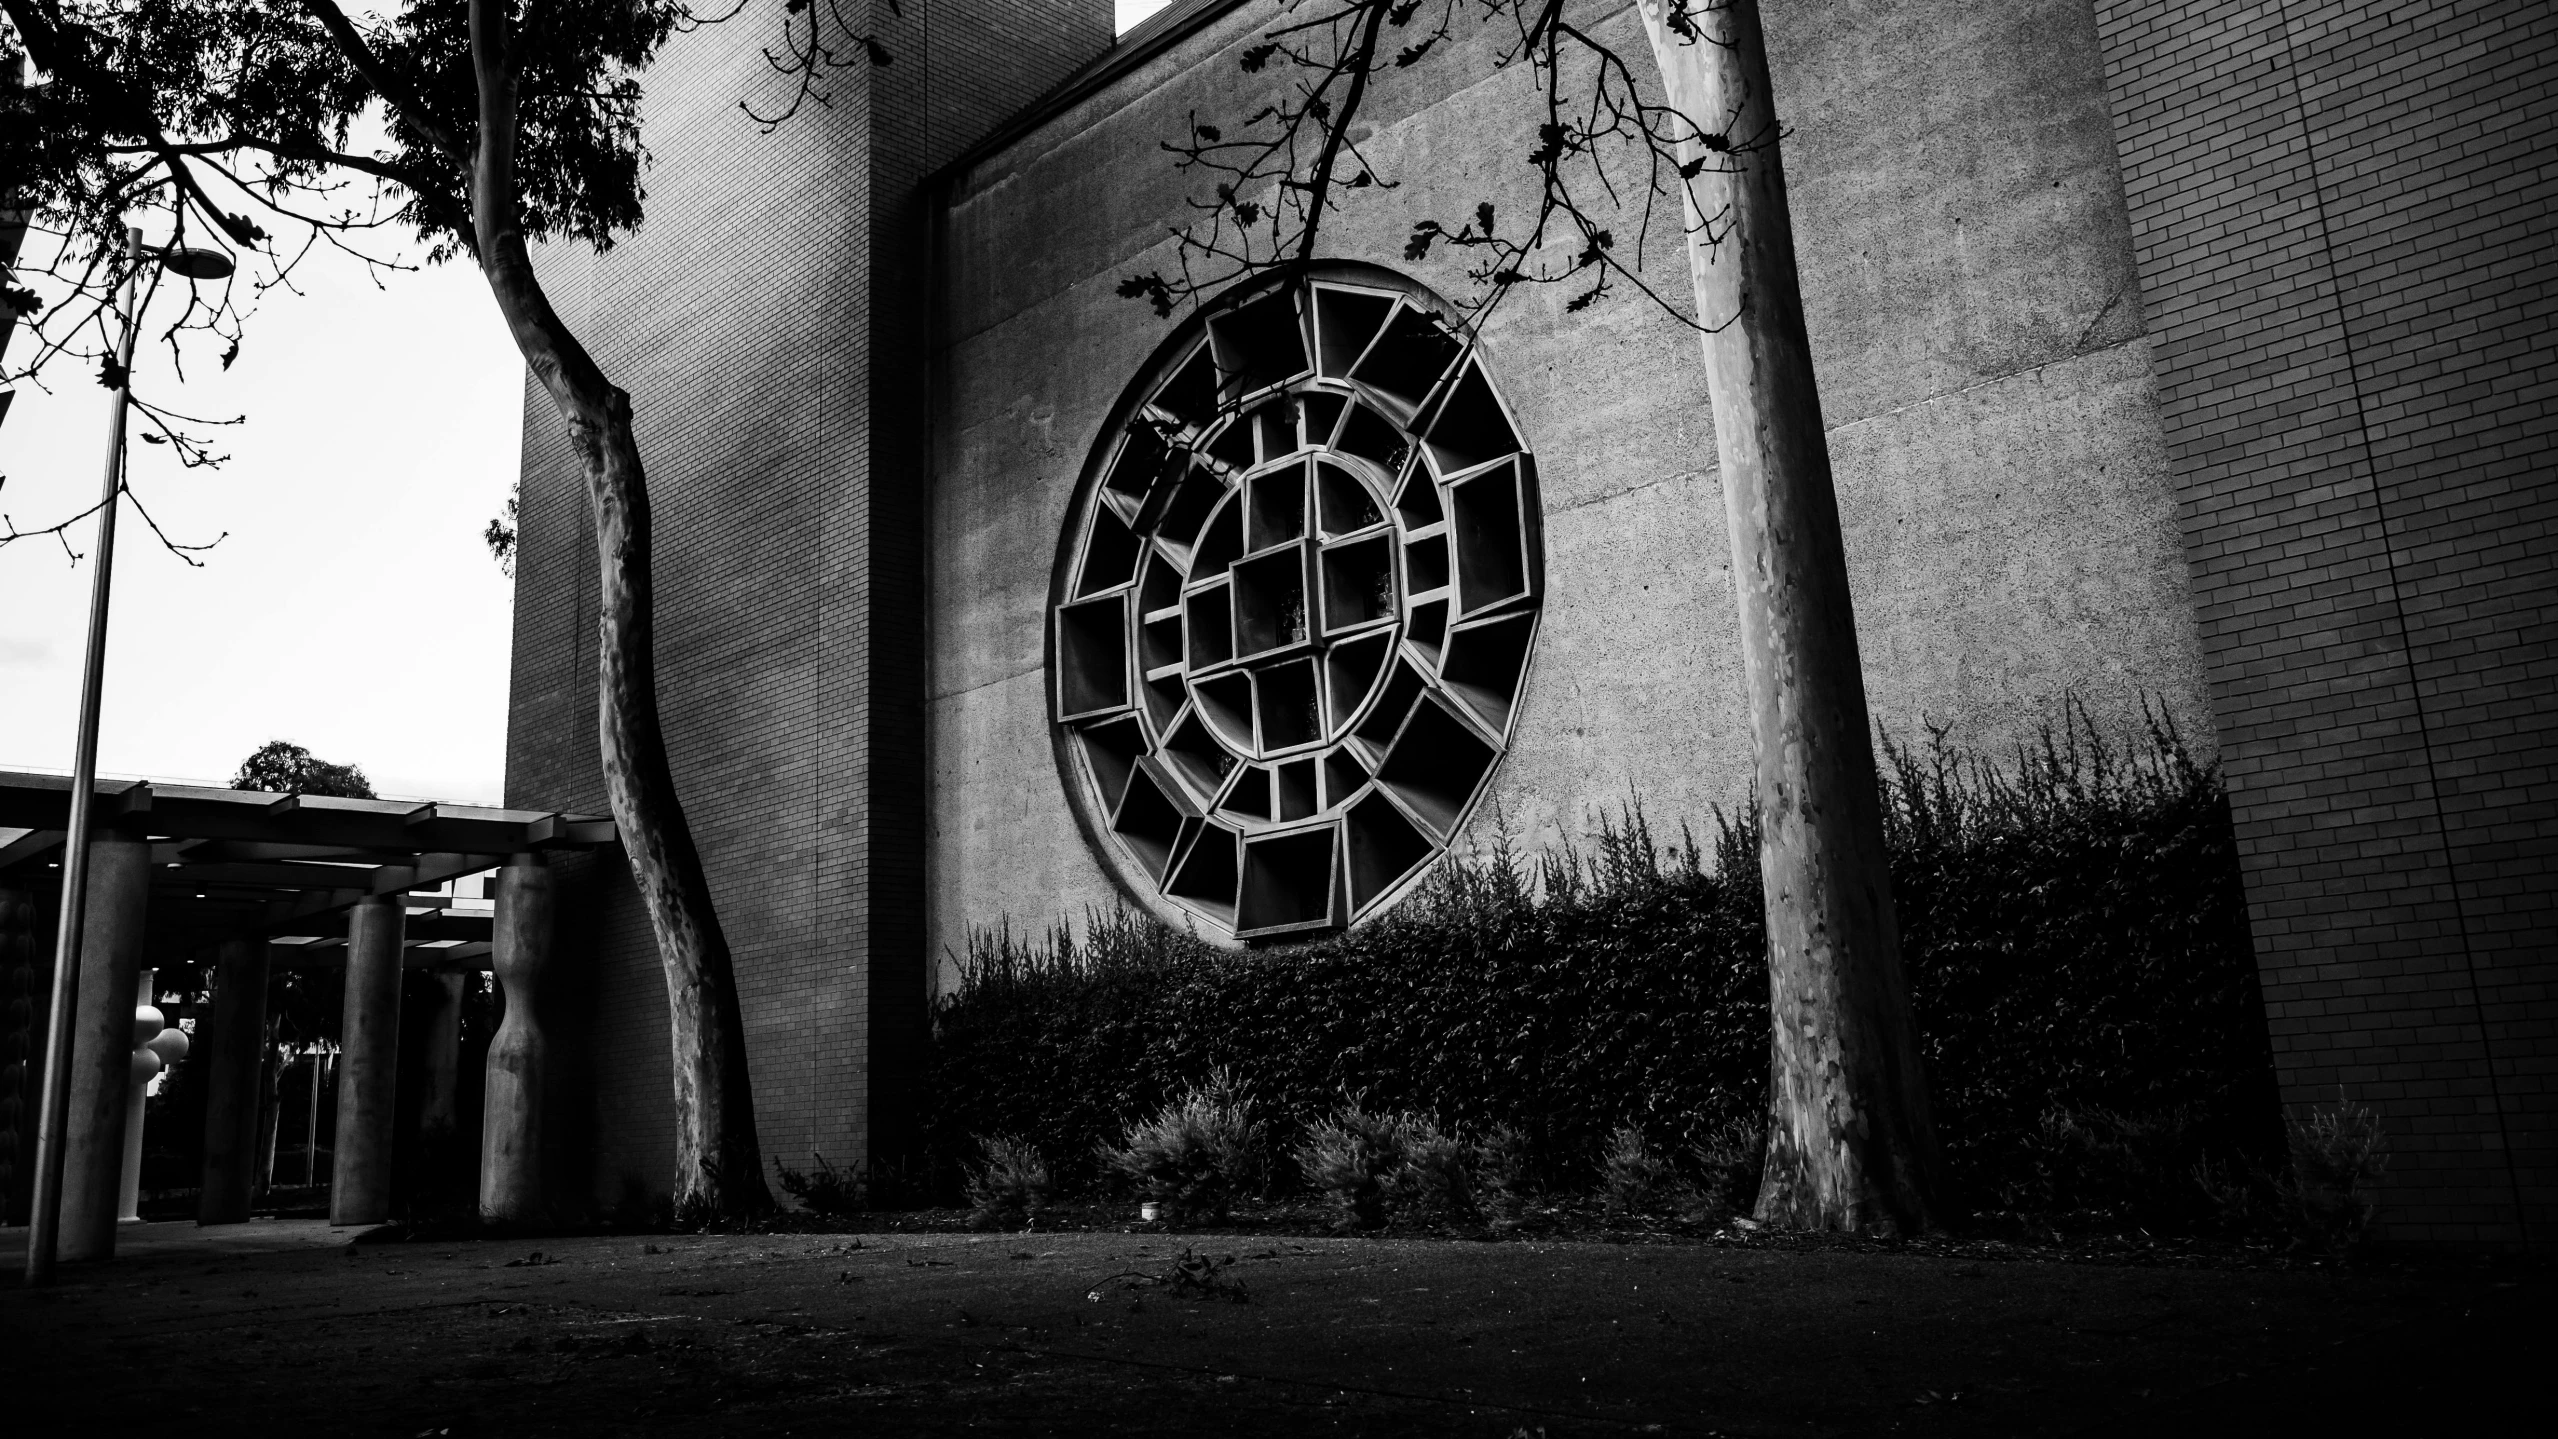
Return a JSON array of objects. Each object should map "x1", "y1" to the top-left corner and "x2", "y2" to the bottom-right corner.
[{"x1": 1050, "y1": 267, "x2": 1542, "y2": 941}]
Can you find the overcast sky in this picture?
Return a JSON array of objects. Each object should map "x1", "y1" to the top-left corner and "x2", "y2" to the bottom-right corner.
[
  {"x1": 0, "y1": 244, "x2": 523, "y2": 803},
  {"x1": 1, "y1": 4, "x2": 1170, "y2": 805}
]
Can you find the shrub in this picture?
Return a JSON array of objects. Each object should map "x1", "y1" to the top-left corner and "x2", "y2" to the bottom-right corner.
[
  {"x1": 1296, "y1": 1104, "x2": 1405, "y2": 1228},
  {"x1": 773, "y1": 1153, "x2": 864, "y2": 1220},
  {"x1": 1393, "y1": 1118, "x2": 1479, "y2": 1222},
  {"x1": 2284, "y1": 1096, "x2": 2388, "y2": 1252},
  {"x1": 1099, "y1": 1069, "x2": 1264, "y2": 1223},
  {"x1": 931, "y1": 805, "x2": 1768, "y2": 1188},
  {"x1": 927, "y1": 700, "x2": 2279, "y2": 1234},
  {"x1": 1297, "y1": 1105, "x2": 1501, "y2": 1228},
  {"x1": 964, "y1": 1136, "x2": 1053, "y2": 1231},
  {"x1": 925, "y1": 909, "x2": 1221, "y2": 1194},
  {"x1": 2183, "y1": 1096, "x2": 2388, "y2": 1252},
  {"x1": 1685, "y1": 1118, "x2": 1764, "y2": 1223},
  {"x1": 1474, "y1": 1124, "x2": 1534, "y2": 1224},
  {"x1": 1601, "y1": 1125, "x2": 1672, "y2": 1218},
  {"x1": 1883, "y1": 701, "x2": 2281, "y2": 1211}
]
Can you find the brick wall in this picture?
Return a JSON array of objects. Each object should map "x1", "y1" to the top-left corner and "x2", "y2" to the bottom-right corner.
[
  {"x1": 2094, "y1": 0, "x2": 2556, "y2": 1246},
  {"x1": 508, "y1": 0, "x2": 2555, "y2": 1246},
  {"x1": 506, "y1": 0, "x2": 1112, "y2": 1210}
]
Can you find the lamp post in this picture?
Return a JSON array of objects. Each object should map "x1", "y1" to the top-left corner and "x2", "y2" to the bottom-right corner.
[{"x1": 20, "y1": 229, "x2": 235, "y2": 1286}]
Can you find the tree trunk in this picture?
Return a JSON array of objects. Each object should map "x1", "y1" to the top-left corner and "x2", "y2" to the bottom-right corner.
[
  {"x1": 462, "y1": 3, "x2": 771, "y2": 1218},
  {"x1": 1632, "y1": 0, "x2": 1946, "y2": 1234}
]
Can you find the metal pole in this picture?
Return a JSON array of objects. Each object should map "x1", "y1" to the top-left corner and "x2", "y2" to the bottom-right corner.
[{"x1": 23, "y1": 227, "x2": 143, "y2": 1286}]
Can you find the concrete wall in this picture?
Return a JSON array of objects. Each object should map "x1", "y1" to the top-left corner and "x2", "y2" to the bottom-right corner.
[
  {"x1": 506, "y1": 0, "x2": 1115, "y2": 1208},
  {"x1": 926, "y1": 0, "x2": 2208, "y2": 974},
  {"x1": 2093, "y1": 0, "x2": 2557, "y2": 1247},
  {"x1": 506, "y1": 0, "x2": 2555, "y2": 1246}
]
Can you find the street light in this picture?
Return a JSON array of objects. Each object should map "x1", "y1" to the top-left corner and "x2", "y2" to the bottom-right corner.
[
  {"x1": 22, "y1": 228, "x2": 236, "y2": 1287},
  {"x1": 155, "y1": 245, "x2": 236, "y2": 282}
]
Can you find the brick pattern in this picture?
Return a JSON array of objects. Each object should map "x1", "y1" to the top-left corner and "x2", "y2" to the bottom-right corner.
[
  {"x1": 505, "y1": 1, "x2": 1111, "y2": 1207},
  {"x1": 2095, "y1": 0, "x2": 2556, "y2": 1245}
]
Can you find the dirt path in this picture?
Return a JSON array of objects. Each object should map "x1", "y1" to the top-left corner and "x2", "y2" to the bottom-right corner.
[{"x1": 1, "y1": 1223, "x2": 2543, "y2": 1435}]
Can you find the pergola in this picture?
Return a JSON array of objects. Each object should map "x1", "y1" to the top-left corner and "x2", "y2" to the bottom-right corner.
[{"x1": 0, "y1": 770, "x2": 616, "y2": 1260}]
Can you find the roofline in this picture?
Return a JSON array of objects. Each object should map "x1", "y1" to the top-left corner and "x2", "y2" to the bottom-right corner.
[
  {"x1": 0, "y1": 769, "x2": 616, "y2": 856},
  {"x1": 930, "y1": 0, "x2": 1254, "y2": 188}
]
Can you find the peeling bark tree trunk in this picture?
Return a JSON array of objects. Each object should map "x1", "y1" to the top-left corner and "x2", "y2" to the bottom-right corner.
[
  {"x1": 463, "y1": 5, "x2": 770, "y2": 1218},
  {"x1": 1632, "y1": 0, "x2": 1946, "y2": 1234}
]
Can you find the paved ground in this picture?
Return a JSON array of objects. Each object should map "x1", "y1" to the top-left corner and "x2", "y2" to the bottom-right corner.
[{"x1": 0, "y1": 1221, "x2": 2544, "y2": 1436}]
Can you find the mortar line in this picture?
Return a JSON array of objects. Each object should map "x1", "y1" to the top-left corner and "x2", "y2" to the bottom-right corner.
[{"x1": 2267, "y1": 0, "x2": 2523, "y2": 1244}]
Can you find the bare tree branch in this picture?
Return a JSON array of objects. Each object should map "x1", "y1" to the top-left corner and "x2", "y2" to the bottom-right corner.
[{"x1": 1119, "y1": 0, "x2": 1749, "y2": 334}]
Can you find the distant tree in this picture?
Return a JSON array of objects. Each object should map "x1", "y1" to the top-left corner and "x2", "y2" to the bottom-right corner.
[
  {"x1": 232, "y1": 740, "x2": 376, "y2": 800},
  {"x1": 483, "y1": 479, "x2": 518, "y2": 579},
  {"x1": 1117, "y1": 0, "x2": 1947, "y2": 1233}
]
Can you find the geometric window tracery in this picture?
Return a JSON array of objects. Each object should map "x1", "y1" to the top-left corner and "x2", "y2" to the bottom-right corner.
[{"x1": 1051, "y1": 265, "x2": 1543, "y2": 942}]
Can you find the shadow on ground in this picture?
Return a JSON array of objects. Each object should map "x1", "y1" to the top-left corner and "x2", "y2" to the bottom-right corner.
[{"x1": 0, "y1": 1222, "x2": 2544, "y2": 1436}]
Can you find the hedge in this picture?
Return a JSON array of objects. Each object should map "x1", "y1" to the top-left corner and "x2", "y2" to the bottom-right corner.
[{"x1": 924, "y1": 702, "x2": 2280, "y2": 1217}]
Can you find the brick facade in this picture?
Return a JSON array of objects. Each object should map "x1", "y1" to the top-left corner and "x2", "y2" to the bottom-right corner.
[
  {"x1": 505, "y1": 1, "x2": 1113, "y2": 1206},
  {"x1": 2092, "y1": 0, "x2": 2556, "y2": 1244},
  {"x1": 507, "y1": 0, "x2": 2555, "y2": 1245}
]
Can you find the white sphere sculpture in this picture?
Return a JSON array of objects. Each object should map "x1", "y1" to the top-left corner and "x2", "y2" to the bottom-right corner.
[{"x1": 146, "y1": 1026, "x2": 190, "y2": 1066}]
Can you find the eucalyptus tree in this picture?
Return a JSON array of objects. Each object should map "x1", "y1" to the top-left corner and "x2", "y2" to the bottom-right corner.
[
  {"x1": 1120, "y1": 0, "x2": 1947, "y2": 1234},
  {"x1": 0, "y1": 0, "x2": 891, "y2": 1219}
]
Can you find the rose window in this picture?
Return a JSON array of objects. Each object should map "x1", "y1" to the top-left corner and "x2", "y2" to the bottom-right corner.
[{"x1": 1050, "y1": 268, "x2": 1543, "y2": 941}]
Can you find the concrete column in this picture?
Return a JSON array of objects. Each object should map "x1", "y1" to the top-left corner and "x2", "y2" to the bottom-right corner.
[
  {"x1": 2, "y1": 883, "x2": 43, "y2": 1226},
  {"x1": 329, "y1": 894, "x2": 405, "y2": 1227},
  {"x1": 481, "y1": 855, "x2": 552, "y2": 1225},
  {"x1": 417, "y1": 971, "x2": 466, "y2": 1151},
  {"x1": 59, "y1": 835, "x2": 151, "y2": 1263},
  {"x1": 197, "y1": 937, "x2": 270, "y2": 1224}
]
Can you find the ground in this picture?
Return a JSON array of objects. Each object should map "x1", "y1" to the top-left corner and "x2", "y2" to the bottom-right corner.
[{"x1": 0, "y1": 1220, "x2": 2544, "y2": 1436}]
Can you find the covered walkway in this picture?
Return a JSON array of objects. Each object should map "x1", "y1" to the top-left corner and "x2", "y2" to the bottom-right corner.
[{"x1": 0, "y1": 770, "x2": 616, "y2": 1265}]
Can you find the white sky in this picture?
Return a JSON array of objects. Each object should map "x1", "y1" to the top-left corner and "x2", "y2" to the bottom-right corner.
[
  {"x1": 3, "y1": 5, "x2": 1169, "y2": 805},
  {"x1": 0, "y1": 248, "x2": 523, "y2": 804}
]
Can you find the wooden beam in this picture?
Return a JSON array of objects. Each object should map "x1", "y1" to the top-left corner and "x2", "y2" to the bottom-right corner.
[
  {"x1": 259, "y1": 886, "x2": 372, "y2": 932},
  {"x1": 175, "y1": 840, "x2": 408, "y2": 864},
  {"x1": 152, "y1": 861, "x2": 389, "y2": 891},
  {"x1": 405, "y1": 945, "x2": 493, "y2": 971},
  {"x1": 382, "y1": 852, "x2": 500, "y2": 896},
  {"x1": 401, "y1": 911, "x2": 495, "y2": 944},
  {"x1": 0, "y1": 827, "x2": 62, "y2": 872},
  {"x1": 0, "y1": 771, "x2": 617, "y2": 856}
]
